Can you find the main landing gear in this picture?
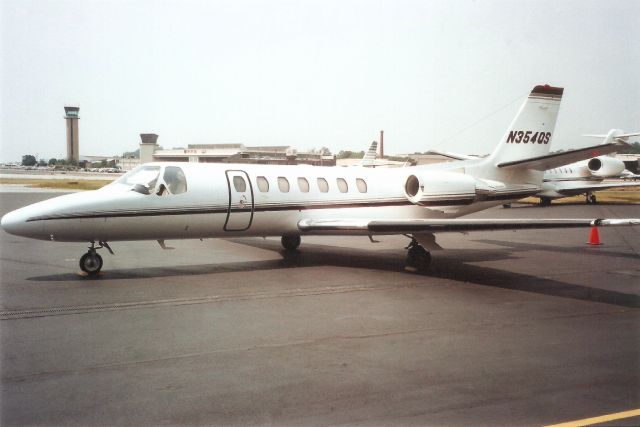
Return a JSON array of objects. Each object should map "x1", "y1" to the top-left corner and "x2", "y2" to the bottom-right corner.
[
  {"x1": 586, "y1": 193, "x2": 597, "y2": 204},
  {"x1": 281, "y1": 235, "x2": 301, "y2": 251},
  {"x1": 539, "y1": 197, "x2": 552, "y2": 207},
  {"x1": 404, "y1": 238, "x2": 431, "y2": 274},
  {"x1": 79, "y1": 241, "x2": 113, "y2": 276}
]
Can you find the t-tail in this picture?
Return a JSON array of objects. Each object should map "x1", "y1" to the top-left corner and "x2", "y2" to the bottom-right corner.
[{"x1": 487, "y1": 84, "x2": 564, "y2": 166}]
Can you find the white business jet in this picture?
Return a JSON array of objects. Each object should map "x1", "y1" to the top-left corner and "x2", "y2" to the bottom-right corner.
[
  {"x1": 2, "y1": 85, "x2": 639, "y2": 276},
  {"x1": 538, "y1": 145, "x2": 640, "y2": 205}
]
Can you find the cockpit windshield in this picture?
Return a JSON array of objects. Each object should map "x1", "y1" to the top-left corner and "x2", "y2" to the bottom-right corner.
[
  {"x1": 116, "y1": 166, "x2": 161, "y2": 193},
  {"x1": 117, "y1": 165, "x2": 161, "y2": 186},
  {"x1": 115, "y1": 165, "x2": 188, "y2": 196}
]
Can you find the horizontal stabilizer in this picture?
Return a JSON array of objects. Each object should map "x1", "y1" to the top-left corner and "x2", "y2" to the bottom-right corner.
[
  {"x1": 423, "y1": 150, "x2": 477, "y2": 161},
  {"x1": 298, "y1": 218, "x2": 640, "y2": 234},
  {"x1": 496, "y1": 141, "x2": 627, "y2": 170}
]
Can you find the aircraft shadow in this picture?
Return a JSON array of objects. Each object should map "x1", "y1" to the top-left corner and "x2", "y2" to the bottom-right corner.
[
  {"x1": 508, "y1": 201, "x2": 638, "y2": 208},
  {"x1": 27, "y1": 238, "x2": 639, "y2": 309},
  {"x1": 475, "y1": 239, "x2": 639, "y2": 260},
  {"x1": 231, "y1": 238, "x2": 640, "y2": 309}
]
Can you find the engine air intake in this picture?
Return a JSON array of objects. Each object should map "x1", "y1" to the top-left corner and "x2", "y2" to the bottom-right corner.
[{"x1": 404, "y1": 172, "x2": 477, "y2": 206}]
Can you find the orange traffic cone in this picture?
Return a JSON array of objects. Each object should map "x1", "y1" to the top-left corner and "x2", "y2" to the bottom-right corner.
[{"x1": 587, "y1": 226, "x2": 602, "y2": 246}]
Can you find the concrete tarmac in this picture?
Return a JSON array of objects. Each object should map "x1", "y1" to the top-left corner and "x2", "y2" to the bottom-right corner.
[{"x1": 1, "y1": 192, "x2": 639, "y2": 426}]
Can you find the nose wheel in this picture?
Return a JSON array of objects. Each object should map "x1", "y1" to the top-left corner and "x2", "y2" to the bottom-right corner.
[
  {"x1": 79, "y1": 241, "x2": 113, "y2": 276},
  {"x1": 405, "y1": 239, "x2": 431, "y2": 274}
]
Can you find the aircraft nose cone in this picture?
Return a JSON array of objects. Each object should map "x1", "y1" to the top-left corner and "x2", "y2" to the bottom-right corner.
[{"x1": 1, "y1": 209, "x2": 30, "y2": 237}]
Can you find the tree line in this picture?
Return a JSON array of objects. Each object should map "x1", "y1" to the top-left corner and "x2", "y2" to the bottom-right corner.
[{"x1": 21, "y1": 155, "x2": 79, "y2": 167}]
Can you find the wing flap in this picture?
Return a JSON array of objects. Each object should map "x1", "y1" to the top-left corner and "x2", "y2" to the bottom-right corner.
[{"x1": 298, "y1": 218, "x2": 640, "y2": 234}]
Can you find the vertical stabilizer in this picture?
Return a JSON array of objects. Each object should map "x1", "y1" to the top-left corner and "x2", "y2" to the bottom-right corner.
[
  {"x1": 361, "y1": 141, "x2": 378, "y2": 166},
  {"x1": 488, "y1": 85, "x2": 563, "y2": 165}
]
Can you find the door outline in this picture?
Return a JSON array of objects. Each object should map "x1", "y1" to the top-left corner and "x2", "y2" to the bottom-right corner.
[{"x1": 224, "y1": 170, "x2": 255, "y2": 232}]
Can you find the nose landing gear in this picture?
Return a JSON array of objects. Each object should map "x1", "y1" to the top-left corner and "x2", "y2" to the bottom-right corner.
[{"x1": 79, "y1": 241, "x2": 113, "y2": 276}]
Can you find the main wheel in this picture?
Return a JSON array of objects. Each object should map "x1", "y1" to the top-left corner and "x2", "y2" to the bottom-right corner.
[
  {"x1": 281, "y1": 235, "x2": 301, "y2": 251},
  {"x1": 539, "y1": 197, "x2": 552, "y2": 207},
  {"x1": 80, "y1": 252, "x2": 103, "y2": 275},
  {"x1": 405, "y1": 245, "x2": 431, "y2": 274},
  {"x1": 587, "y1": 194, "x2": 597, "y2": 204}
]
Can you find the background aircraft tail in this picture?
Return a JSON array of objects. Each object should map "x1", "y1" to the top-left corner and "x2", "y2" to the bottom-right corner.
[
  {"x1": 361, "y1": 141, "x2": 378, "y2": 166},
  {"x1": 487, "y1": 85, "x2": 563, "y2": 165}
]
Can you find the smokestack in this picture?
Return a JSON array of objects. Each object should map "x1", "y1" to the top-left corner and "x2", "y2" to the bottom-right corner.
[{"x1": 379, "y1": 130, "x2": 384, "y2": 158}]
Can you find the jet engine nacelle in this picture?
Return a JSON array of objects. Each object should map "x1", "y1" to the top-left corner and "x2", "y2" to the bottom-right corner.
[
  {"x1": 587, "y1": 156, "x2": 625, "y2": 178},
  {"x1": 404, "y1": 172, "x2": 477, "y2": 206}
]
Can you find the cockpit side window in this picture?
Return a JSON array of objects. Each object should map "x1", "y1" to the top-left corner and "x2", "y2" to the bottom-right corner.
[{"x1": 162, "y1": 166, "x2": 188, "y2": 195}]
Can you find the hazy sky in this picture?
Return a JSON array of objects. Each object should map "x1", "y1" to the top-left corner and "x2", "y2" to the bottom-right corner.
[{"x1": 1, "y1": 0, "x2": 638, "y2": 161}]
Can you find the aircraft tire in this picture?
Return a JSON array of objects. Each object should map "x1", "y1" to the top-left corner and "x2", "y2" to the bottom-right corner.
[
  {"x1": 80, "y1": 252, "x2": 103, "y2": 275},
  {"x1": 539, "y1": 197, "x2": 552, "y2": 207},
  {"x1": 405, "y1": 245, "x2": 431, "y2": 274},
  {"x1": 281, "y1": 235, "x2": 301, "y2": 251}
]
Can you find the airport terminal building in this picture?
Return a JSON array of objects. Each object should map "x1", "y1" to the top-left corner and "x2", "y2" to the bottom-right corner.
[{"x1": 132, "y1": 134, "x2": 335, "y2": 170}]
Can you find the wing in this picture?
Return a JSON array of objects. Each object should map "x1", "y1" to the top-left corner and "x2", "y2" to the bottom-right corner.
[{"x1": 298, "y1": 218, "x2": 640, "y2": 234}]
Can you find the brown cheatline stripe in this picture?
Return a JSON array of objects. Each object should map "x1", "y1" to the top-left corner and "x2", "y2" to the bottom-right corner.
[{"x1": 26, "y1": 190, "x2": 538, "y2": 222}]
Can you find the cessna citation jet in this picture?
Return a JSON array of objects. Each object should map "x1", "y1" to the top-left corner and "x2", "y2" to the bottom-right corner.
[
  {"x1": 538, "y1": 150, "x2": 640, "y2": 205},
  {"x1": 2, "y1": 85, "x2": 639, "y2": 276}
]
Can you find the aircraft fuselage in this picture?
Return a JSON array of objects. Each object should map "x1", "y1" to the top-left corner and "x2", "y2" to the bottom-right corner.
[{"x1": 2, "y1": 161, "x2": 509, "y2": 242}]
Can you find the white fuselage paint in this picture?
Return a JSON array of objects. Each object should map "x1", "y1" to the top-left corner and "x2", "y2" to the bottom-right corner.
[{"x1": 1, "y1": 160, "x2": 530, "y2": 243}]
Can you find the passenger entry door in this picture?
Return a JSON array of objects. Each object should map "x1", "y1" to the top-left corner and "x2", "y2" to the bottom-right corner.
[{"x1": 224, "y1": 170, "x2": 254, "y2": 231}]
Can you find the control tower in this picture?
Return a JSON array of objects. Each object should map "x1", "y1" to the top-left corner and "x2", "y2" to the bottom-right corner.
[{"x1": 64, "y1": 106, "x2": 80, "y2": 162}]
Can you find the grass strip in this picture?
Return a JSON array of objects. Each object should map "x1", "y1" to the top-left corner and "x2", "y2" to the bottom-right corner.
[{"x1": 0, "y1": 179, "x2": 111, "y2": 191}]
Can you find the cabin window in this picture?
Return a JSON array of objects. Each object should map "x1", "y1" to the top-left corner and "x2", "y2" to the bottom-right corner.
[
  {"x1": 257, "y1": 176, "x2": 269, "y2": 192},
  {"x1": 278, "y1": 177, "x2": 290, "y2": 193},
  {"x1": 337, "y1": 178, "x2": 348, "y2": 193},
  {"x1": 233, "y1": 176, "x2": 247, "y2": 192},
  {"x1": 298, "y1": 177, "x2": 310, "y2": 193},
  {"x1": 317, "y1": 178, "x2": 329, "y2": 193},
  {"x1": 356, "y1": 178, "x2": 367, "y2": 193}
]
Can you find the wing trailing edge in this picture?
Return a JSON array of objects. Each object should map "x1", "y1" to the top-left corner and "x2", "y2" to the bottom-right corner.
[{"x1": 298, "y1": 218, "x2": 640, "y2": 234}]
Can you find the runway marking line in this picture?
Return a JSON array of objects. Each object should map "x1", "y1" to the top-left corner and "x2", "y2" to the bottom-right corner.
[{"x1": 545, "y1": 408, "x2": 640, "y2": 427}]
